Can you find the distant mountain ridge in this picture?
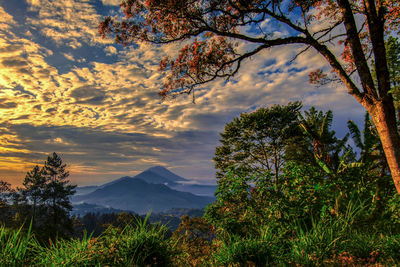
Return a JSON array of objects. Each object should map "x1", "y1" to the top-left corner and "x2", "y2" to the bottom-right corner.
[
  {"x1": 72, "y1": 178, "x2": 213, "y2": 214},
  {"x1": 71, "y1": 203, "x2": 129, "y2": 217},
  {"x1": 79, "y1": 166, "x2": 190, "y2": 190},
  {"x1": 72, "y1": 166, "x2": 215, "y2": 214}
]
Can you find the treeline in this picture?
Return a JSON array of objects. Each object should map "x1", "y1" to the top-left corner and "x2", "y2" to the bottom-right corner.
[
  {"x1": 76, "y1": 208, "x2": 204, "y2": 237},
  {"x1": 0, "y1": 153, "x2": 76, "y2": 241}
]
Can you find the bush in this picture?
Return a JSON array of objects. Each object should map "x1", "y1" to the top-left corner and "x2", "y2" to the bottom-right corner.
[
  {"x1": 172, "y1": 215, "x2": 216, "y2": 266},
  {"x1": 215, "y1": 238, "x2": 274, "y2": 266}
]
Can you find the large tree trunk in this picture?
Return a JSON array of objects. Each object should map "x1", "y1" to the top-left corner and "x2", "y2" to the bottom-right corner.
[
  {"x1": 334, "y1": 0, "x2": 400, "y2": 195},
  {"x1": 366, "y1": 100, "x2": 400, "y2": 194}
]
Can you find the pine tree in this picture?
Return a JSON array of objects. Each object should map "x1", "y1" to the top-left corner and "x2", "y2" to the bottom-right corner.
[
  {"x1": 0, "y1": 180, "x2": 12, "y2": 224},
  {"x1": 21, "y1": 165, "x2": 46, "y2": 226},
  {"x1": 42, "y1": 152, "x2": 76, "y2": 239}
]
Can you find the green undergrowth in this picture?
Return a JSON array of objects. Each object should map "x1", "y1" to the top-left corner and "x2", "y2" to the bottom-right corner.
[
  {"x1": 1, "y1": 211, "x2": 400, "y2": 266},
  {"x1": 1, "y1": 213, "x2": 175, "y2": 266}
]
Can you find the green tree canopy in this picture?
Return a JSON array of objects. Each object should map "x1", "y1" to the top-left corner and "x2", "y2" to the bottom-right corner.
[{"x1": 214, "y1": 102, "x2": 302, "y2": 190}]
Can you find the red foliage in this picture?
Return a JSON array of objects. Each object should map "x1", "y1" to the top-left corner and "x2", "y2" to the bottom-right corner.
[{"x1": 98, "y1": 0, "x2": 400, "y2": 95}]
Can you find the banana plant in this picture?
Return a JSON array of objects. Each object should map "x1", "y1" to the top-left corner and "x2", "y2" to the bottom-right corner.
[
  {"x1": 347, "y1": 112, "x2": 392, "y2": 218},
  {"x1": 347, "y1": 113, "x2": 383, "y2": 170},
  {"x1": 298, "y1": 107, "x2": 352, "y2": 177}
]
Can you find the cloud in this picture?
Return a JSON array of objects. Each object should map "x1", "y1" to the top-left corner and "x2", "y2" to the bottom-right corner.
[
  {"x1": 104, "y1": 46, "x2": 117, "y2": 55},
  {"x1": 70, "y1": 85, "x2": 107, "y2": 105},
  {"x1": 26, "y1": 0, "x2": 112, "y2": 48},
  {"x1": 0, "y1": 123, "x2": 219, "y2": 185},
  {"x1": 0, "y1": 1, "x2": 365, "y2": 186},
  {"x1": 0, "y1": 99, "x2": 17, "y2": 109},
  {"x1": 1, "y1": 58, "x2": 28, "y2": 67},
  {"x1": 0, "y1": 6, "x2": 16, "y2": 29},
  {"x1": 101, "y1": 0, "x2": 121, "y2": 6},
  {"x1": 0, "y1": 45, "x2": 23, "y2": 54},
  {"x1": 63, "y1": 53, "x2": 75, "y2": 61}
]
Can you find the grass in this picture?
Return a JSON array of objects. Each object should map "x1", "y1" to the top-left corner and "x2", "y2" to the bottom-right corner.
[
  {"x1": 1, "y1": 210, "x2": 400, "y2": 266},
  {"x1": 0, "y1": 222, "x2": 38, "y2": 266},
  {"x1": 1, "y1": 214, "x2": 175, "y2": 266}
]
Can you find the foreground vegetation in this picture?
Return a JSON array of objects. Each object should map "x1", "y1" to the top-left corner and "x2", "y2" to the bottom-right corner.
[{"x1": 1, "y1": 203, "x2": 400, "y2": 266}]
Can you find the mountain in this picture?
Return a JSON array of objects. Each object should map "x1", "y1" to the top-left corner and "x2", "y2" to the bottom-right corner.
[
  {"x1": 132, "y1": 170, "x2": 175, "y2": 185},
  {"x1": 169, "y1": 184, "x2": 217, "y2": 197},
  {"x1": 99, "y1": 176, "x2": 134, "y2": 188},
  {"x1": 132, "y1": 166, "x2": 188, "y2": 185},
  {"x1": 145, "y1": 166, "x2": 188, "y2": 182},
  {"x1": 96, "y1": 166, "x2": 189, "y2": 188},
  {"x1": 75, "y1": 186, "x2": 99, "y2": 196},
  {"x1": 72, "y1": 178, "x2": 214, "y2": 214},
  {"x1": 71, "y1": 203, "x2": 129, "y2": 217}
]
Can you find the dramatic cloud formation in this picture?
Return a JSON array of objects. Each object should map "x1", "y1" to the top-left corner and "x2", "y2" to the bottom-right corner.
[{"x1": 0, "y1": 0, "x2": 364, "y2": 186}]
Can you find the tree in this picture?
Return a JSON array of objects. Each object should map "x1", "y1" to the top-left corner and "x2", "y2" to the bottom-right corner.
[
  {"x1": 21, "y1": 165, "x2": 46, "y2": 225},
  {"x1": 214, "y1": 102, "x2": 302, "y2": 190},
  {"x1": 42, "y1": 152, "x2": 76, "y2": 238},
  {"x1": 0, "y1": 180, "x2": 11, "y2": 206},
  {"x1": 100, "y1": 0, "x2": 400, "y2": 194},
  {"x1": 172, "y1": 215, "x2": 215, "y2": 266},
  {"x1": 385, "y1": 37, "x2": 400, "y2": 115},
  {"x1": 208, "y1": 103, "x2": 322, "y2": 235},
  {"x1": 0, "y1": 180, "x2": 12, "y2": 224}
]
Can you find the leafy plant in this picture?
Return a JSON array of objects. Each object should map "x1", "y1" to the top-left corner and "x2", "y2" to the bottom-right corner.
[
  {"x1": 214, "y1": 232, "x2": 276, "y2": 266},
  {"x1": 289, "y1": 199, "x2": 367, "y2": 265}
]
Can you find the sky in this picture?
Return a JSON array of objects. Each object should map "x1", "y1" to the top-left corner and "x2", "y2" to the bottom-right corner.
[{"x1": 0, "y1": 0, "x2": 365, "y2": 187}]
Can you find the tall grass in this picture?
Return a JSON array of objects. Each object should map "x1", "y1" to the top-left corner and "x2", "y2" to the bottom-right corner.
[
  {"x1": 289, "y1": 215, "x2": 349, "y2": 265},
  {"x1": 286, "y1": 198, "x2": 400, "y2": 265},
  {"x1": 1, "y1": 201, "x2": 399, "y2": 266},
  {"x1": 34, "y1": 213, "x2": 175, "y2": 266},
  {"x1": 102, "y1": 213, "x2": 174, "y2": 266},
  {"x1": 0, "y1": 223, "x2": 37, "y2": 266},
  {"x1": 34, "y1": 232, "x2": 99, "y2": 266},
  {"x1": 213, "y1": 225, "x2": 279, "y2": 266}
]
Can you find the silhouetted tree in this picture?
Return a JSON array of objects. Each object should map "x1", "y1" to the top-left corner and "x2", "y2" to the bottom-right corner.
[
  {"x1": 20, "y1": 165, "x2": 46, "y2": 227},
  {"x1": 0, "y1": 180, "x2": 12, "y2": 224},
  {"x1": 41, "y1": 153, "x2": 76, "y2": 239}
]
